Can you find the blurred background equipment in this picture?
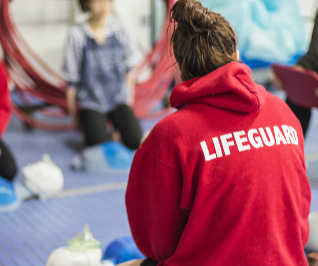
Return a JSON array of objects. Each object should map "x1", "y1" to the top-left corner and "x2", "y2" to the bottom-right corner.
[
  {"x1": 46, "y1": 225, "x2": 102, "y2": 266},
  {"x1": 0, "y1": 0, "x2": 177, "y2": 131},
  {"x1": 201, "y1": 0, "x2": 312, "y2": 68}
]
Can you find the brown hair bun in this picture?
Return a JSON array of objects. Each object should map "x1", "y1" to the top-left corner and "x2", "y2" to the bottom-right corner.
[{"x1": 170, "y1": 0, "x2": 238, "y2": 81}]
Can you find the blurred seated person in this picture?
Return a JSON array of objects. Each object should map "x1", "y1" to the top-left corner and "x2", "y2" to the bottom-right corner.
[
  {"x1": 0, "y1": 62, "x2": 17, "y2": 182},
  {"x1": 63, "y1": 0, "x2": 143, "y2": 149},
  {"x1": 274, "y1": 11, "x2": 318, "y2": 137}
]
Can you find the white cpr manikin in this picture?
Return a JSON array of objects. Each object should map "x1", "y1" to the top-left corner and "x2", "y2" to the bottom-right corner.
[
  {"x1": 46, "y1": 247, "x2": 102, "y2": 266},
  {"x1": 22, "y1": 154, "x2": 64, "y2": 199},
  {"x1": 46, "y1": 225, "x2": 102, "y2": 266}
]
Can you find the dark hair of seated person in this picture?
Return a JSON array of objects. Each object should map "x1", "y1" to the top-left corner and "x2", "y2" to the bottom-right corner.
[{"x1": 78, "y1": 0, "x2": 113, "y2": 13}]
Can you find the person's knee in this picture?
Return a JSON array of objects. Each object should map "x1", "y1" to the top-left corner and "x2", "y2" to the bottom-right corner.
[
  {"x1": 125, "y1": 136, "x2": 141, "y2": 150},
  {"x1": 125, "y1": 141, "x2": 141, "y2": 150},
  {"x1": 0, "y1": 163, "x2": 17, "y2": 182},
  {"x1": 122, "y1": 128, "x2": 143, "y2": 150}
]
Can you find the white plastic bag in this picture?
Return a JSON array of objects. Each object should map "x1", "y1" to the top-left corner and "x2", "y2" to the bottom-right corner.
[
  {"x1": 22, "y1": 154, "x2": 64, "y2": 199},
  {"x1": 306, "y1": 212, "x2": 318, "y2": 252}
]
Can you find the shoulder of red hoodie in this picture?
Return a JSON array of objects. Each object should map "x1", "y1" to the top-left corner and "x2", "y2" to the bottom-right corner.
[
  {"x1": 141, "y1": 62, "x2": 307, "y2": 180},
  {"x1": 141, "y1": 87, "x2": 309, "y2": 207},
  {"x1": 0, "y1": 62, "x2": 11, "y2": 137}
]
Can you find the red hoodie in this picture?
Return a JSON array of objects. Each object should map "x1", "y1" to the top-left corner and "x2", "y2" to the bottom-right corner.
[
  {"x1": 0, "y1": 62, "x2": 11, "y2": 138},
  {"x1": 126, "y1": 62, "x2": 311, "y2": 266}
]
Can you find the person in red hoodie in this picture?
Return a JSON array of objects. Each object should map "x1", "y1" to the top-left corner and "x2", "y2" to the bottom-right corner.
[
  {"x1": 0, "y1": 61, "x2": 17, "y2": 182},
  {"x1": 124, "y1": 0, "x2": 312, "y2": 265}
]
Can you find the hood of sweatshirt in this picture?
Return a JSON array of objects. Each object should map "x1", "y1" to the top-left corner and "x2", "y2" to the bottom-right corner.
[{"x1": 170, "y1": 62, "x2": 267, "y2": 114}]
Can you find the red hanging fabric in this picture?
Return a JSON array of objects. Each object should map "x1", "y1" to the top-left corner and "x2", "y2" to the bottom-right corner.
[{"x1": 0, "y1": 0, "x2": 177, "y2": 130}]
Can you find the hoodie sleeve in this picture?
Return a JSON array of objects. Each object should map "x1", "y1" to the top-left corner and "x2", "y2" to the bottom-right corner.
[
  {"x1": 125, "y1": 121, "x2": 188, "y2": 263},
  {"x1": 0, "y1": 63, "x2": 11, "y2": 138}
]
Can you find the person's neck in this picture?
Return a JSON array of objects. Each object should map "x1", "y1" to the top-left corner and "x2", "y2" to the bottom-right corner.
[{"x1": 88, "y1": 15, "x2": 107, "y2": 31}]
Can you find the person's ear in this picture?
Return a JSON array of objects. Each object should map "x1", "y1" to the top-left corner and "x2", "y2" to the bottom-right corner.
[{"x1": 233, "y1": 50, "x2": 240, "y2": 61}]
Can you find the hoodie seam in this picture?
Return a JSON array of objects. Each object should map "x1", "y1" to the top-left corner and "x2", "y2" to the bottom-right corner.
[
  {"x1": 139, "y1": 146, "x2": 182, "y2": 174},
  {"x1": 139, "y1": 146, "x2": 193, "y2": 210},
  {"x1": 234, "y1": 75, "x2": 260, "y2": 110}
]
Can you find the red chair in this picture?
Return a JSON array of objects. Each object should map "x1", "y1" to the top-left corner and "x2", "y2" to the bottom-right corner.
[{"x1": 272, "y1": 64, "x2": 318, "y2": 109}]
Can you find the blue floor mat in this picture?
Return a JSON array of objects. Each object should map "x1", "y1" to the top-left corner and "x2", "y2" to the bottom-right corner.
[
  {"x1": 2, "y1": 116, "x2": 159, "y2": 190},
  {"x1": 0, "y1": 189, "x2": 130, "y2": 266},
  {"x1": 0, "y1": 116, "x2": 159, "y2": 265}
]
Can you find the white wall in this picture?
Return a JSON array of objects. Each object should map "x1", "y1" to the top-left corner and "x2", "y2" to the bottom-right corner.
[
  {"x1": 10, "y1": 0, "x2": 74, "y2": 24},
  {"x1": 3, "y1": 0, "x2": 168, "y2": 73},
  {"x1": 153, "y1": 0, "x2": 167, "y2": 43},
  {"x1": 297, "y1": 0, "x2": 318, "y2": 18},
  {"x1": 113, "y1": 0, "x2": 152, "y2": 52},
  {"x1": 6, "y1": 0, "x2": 75, "y2": 73},
  {"x1": 297, "y1": 0, "x2": 318, "y2": 45}
]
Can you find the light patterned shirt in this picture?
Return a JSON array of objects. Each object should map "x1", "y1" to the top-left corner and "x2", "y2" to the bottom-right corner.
[{"x1": 63, "y1": 14, "x2": 142, "y2": 113}]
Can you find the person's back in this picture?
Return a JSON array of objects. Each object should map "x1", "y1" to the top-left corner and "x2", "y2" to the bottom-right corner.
[{"x1": 125, "y1": 1, "x2": 311, "y2": 265}]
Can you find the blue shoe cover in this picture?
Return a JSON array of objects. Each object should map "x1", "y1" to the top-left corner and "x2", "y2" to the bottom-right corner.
[
  {"x1": 103, "y1": 236, "x2": 145, "y2": 265},
  {"x1": 0, "y1": 176, "x2": 20, "y2": 213},
  {"x1": 82, "y1": 141, "x2": 135, "y2": 175},
  {"x1": 102, "y1": 142, "x2": 134, "y2": 169}
]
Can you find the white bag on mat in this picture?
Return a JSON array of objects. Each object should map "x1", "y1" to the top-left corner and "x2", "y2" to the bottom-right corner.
[
  {"x1": 22, "y1": 154, "x2": 64, "y2": 199},
  {"x1": 306, "y1": 212, "x2": 318, "y2": 252}
]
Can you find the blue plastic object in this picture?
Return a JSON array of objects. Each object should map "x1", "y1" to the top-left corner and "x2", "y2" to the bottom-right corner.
[
  {"x1": 103, "y1": 236, "x2": 145, "y2": 265},
  {"x1": 0, "y1": 176, "x2": 16, "y2": 205},
  {"x1": 242, "y1": 53, "x2": 304, "y2": 69},
  {"x1": 200, "y1": 0, "x2": 308, "y2": 65},
  {"x1": 102, "y1": 142, "x2": 135, "y2": 169}
]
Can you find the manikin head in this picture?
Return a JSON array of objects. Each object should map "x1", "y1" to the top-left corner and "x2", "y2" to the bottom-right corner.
[{"x1": 170, "y1": 0, "x2": 239, "y2": 81}]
